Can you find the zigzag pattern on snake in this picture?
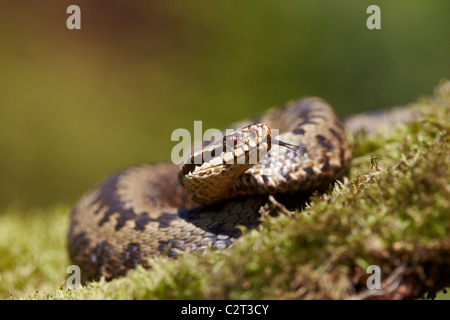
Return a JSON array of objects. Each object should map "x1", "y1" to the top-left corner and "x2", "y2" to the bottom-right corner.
[{"x1": 68, "y1": 97, "x2": 353, "y2": 281}]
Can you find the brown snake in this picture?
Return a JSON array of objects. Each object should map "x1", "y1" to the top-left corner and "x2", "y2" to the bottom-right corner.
[{"x1": 68, "y1": 97, "x2": 353, "y2": 281}]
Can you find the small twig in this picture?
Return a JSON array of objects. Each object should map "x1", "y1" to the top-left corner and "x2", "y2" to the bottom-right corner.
[
  {"x1": 268, "y1": 195, "x2": 294, "y2": 217},
  {"x1": 348, "y1": 264, "x2": 409, "y2": 300}
]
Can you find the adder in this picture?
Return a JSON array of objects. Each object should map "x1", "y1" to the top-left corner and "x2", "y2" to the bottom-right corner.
[{"x1": 68, "y1": 97, "x2": 354, "y2": 281}]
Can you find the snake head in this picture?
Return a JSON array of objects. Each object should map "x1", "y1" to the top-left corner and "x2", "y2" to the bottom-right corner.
[{"x1": 179, "y1": 123, "x2": 272, "y2": 205}]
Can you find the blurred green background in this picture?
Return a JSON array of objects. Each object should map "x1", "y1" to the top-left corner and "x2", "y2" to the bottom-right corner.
[{"x1": 0, "y1": 0, "x2": 449, "y2": 209}]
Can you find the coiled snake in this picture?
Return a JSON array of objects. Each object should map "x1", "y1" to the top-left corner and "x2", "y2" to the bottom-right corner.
[{"x1": 68, "y1": 97, "x2": 353, "y2": 281}]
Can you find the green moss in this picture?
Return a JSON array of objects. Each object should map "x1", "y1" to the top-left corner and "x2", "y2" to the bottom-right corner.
[
  {"x1": 0, "y1": 205, "x2": 71, "y2": 299},
  {"x1": 2, "y1": 81, "x2": 450, "y2": 300}
]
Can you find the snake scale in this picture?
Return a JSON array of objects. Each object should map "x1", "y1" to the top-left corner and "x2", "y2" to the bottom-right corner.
[{"x1": 68, "y1": 97, "x2": 353, "y2": 282}]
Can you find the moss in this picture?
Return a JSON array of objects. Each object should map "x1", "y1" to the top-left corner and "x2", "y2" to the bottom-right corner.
[
  {"x1": 0, "y1": 205, "x2": 71, "y2": 299},
  {"x1": 2, "y1": 80, "x2": 450, "y2": 300}
]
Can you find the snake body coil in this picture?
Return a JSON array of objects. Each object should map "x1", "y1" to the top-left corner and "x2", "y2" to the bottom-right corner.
[{"x1": 68, "y1": 97, "x2": 352, "y2": 281}]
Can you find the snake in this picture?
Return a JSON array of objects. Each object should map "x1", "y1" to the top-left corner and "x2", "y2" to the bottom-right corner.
[{"x1": 68, "y1": 97, "x2": 353, "y2": 282}]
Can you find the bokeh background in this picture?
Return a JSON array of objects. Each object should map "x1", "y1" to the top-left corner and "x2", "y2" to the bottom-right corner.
[{"x1": 0, "y1": 0, "x2": 449, "y2": 209}]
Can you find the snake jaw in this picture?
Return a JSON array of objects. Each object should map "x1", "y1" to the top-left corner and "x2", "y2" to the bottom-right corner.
[{"x1": 179, "y1": 123, "x2": 272, "y2": 205}]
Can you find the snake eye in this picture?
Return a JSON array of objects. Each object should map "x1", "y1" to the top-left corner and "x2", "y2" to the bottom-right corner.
[{"x1": 223, "y1": 135, "x2": 238, "y2": 150}]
